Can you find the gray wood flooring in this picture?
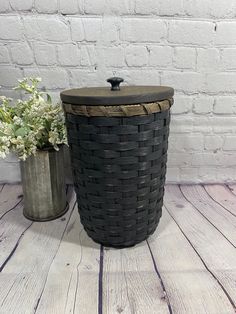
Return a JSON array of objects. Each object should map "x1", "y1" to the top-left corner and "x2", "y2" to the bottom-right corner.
[{"x1": 0, "y1": 184, "x2": 236, "y2": 314}]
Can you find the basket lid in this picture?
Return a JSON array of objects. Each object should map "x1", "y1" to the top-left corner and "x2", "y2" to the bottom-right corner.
[{"x1": 60, "y1": 77, "x2": 174, "y2": 106}]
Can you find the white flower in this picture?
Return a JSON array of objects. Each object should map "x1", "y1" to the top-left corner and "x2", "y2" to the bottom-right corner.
[{"x1": 0, "y1": 77, "x2": 67, "y2": 160}]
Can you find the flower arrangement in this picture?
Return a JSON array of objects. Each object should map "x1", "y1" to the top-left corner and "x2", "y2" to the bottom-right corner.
[{"x1": 0, "y1": 77, "x2": 67, "y2": 160}]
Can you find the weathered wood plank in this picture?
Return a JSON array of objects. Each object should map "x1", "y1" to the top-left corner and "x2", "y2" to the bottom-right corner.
[
  {"x1": 228, "y1": 184, "x2": 236, "y2": 197},
  {"x1": 102, "y1": 241, "x2": 170, "y2": 314},
  {"x1": 164, "y1": 185, "x2": 236, "y2": 309},
  {"x1": 0, "y1": 186, "x2": 75, "y2": 314},
  {"x1": 148, "y1": 208, "x2": 235, "y2": 314},
  {"x1": 0, "y1": 184, "x2": 22, "y2": 218},
  {"x1": 35, "y1": 203, "x2": 100, "y2": 314},
  {"x1": 205, "y1": 184, "x2": 236, "y2": 217},
  {"x1": 0, "y1": 201, "x2": 32, "y2": 271},
  {"x1": 181, "y1": 185, "x2": 236, "y2": 246}
]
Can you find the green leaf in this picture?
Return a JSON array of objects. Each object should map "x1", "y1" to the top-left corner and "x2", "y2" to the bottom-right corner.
[
  {"x1": 46, "y1": 94, "x2": 52, "y2": 104},
  {"x1": 15, "y1": 127, "x2": 28, "y2": 137}
]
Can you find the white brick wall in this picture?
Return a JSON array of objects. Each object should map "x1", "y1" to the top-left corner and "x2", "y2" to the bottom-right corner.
[{"x1": 0, "y1": 1, "x2": 236, "y2": 183}]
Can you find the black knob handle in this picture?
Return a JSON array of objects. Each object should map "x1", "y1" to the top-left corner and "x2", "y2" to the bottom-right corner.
[{"x1": 107, "y1": 77, "x2": 124, "y2": 91}]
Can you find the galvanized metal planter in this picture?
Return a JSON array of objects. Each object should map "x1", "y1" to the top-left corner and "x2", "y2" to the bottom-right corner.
[{"x1": 20, "y1": 145, "x2": 68, "y2": 221}]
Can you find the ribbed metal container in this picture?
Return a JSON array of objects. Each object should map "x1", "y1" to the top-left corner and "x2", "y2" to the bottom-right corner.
[{"x1": 20, "y1": 146, "x2": 68, "y2": 221}]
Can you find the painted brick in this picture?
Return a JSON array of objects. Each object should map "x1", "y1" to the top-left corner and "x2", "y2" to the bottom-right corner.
[
  {"x1": 125, "y1": 46, "x2": 149, "y2": 66},
  {"x1": 107, "y1": 0, "x2": 134, "y2": 14},
  {"x1": 180, "y1": 168, "x2": 199, "y2": 183},
  {"x1": 214, "y1": 97, "x2": 236, "y2": 114},
  {"x1": 83, "y1": 18, "x2": 103, "y2": 42},
  {"x1": 35, "y1": 0, "x2": 58, "y2": 13},
  {"x1": 57, "y1": 44, "x2": 80, "y2": 66},
  {"x1": 204, "y1": 135, "x2": 224, "y2": 151},
  {"x1": 23, "y1": 68, "x2": 68, "y2": 89},
  {"x1": 59, "y1": 0, "x2": 79, "y2": 14},
  {"x1": 0, "y1": 16, "x2": 23, "y2": 40},
  {"x1": 198, "y1": 167, "x2": 235, "y2": 183},
  {"x1": 217, "y1": 168, "x2": 236, "y2": 182},
  {"x1": 0, "y1": 89, "x2": 22, "y2": 100},
  {"x1": 84, "y1": 0, "x2": 106, "y2": 14},
  {"x1": 71, "y1": 18, "x2": 103, "y2": 42},
  {"x1": 120, "y1": 19, "x2": 167, "y2": 42},
  {"x1": 149, "y1": 46, "x2": 172, "y2": 67},
  {"x1": 10, "y1": 0, "x2": 33, "y2": 10},
  {"x1": 170, "y1": 116, "x2": 194, "y2": 133},
  {"x1": 23, "y1": 17, "x2": 70, "y2": 42},
  {"x1": 0, "y1": 67, "x2": 23, "y2": 87},
  {"x1": 0, "y1": 0, "x2": 9, "y2": 12},
  {"x1": 212, "y1": 117, "x2": 236, "y2": 134},
  {"x1": 0, "y1": 1, "x2": 236, "y2": 184},
  {"x1": 159, "y1": 0, "x2": 184, "y2": 16},
  {"x1": 167, "y1": 152, "x2": 192, "y2": 167},
  {"x1": 216, "y1": 22, "x2": 236, "y2": 45},
  {"x1": 166, "y1": 167, "x2": 180, "y2": 183},
  {"x1": 197, "y1": 48, "x2": 220, "y2": 72},
  {"x1": 193, "y1": 96, "x2": 214, "y2": 114},
  {"x1": 162, "y1": 72, "x2": 205, "y2": 93},
  {"x1": 80, "y1": 46, "x2": 96, "y2": 66},
  {"x1": 0, "y1": 45, "x2": 10, "y2": 64},
  {"x1": 98, "y1": 47, "x2": 125, "y2": 67},
  {"x1": 34, "y1": 43, "x2": 57, "y2": 66},
  {"x1": 70, "y1": 18, "x2": 84, "y2": 41},
  {"x1": 84, "y1": 0, "x2": 133, "y2": 14},
  {"x1": 121, "y1": 69, "x2": 161, "y2": 85},
  {"x1": 216, "y1": 153, "x2": 236, "y2": 166},
  {"x1": 223, "y1": 137, "x2": 236, "y2": 151},
  {"x1": 168, "y1": 20, "x2": 214, "y2": 45},
  {"x1": 68, "y1": 69, "x2": 98, "y2": 87},
  {"x1": 169, "y1": 134, "x2": 204, "y2": 151},
  {"x1": 184, "y1": 0, "x2": 236, "y2": 18},
  {"x1": 191, "y1": 153, "x2": 219, "y2": 167},
  {"x1": 10, "y1": 43, "x2": 34, "y2": 65},
  {"x1": 221, "y1": 48, "x2": 236, "y2": 70},
  {"x1": 100, "y1": 17, "x2": 120, "y2": 43},
  {"x1": 171, "y1": 95, "x2": 192, "y2": 114},
  {"x1": 192, "y1": 117, "x2": 213, "y2": 133},
  {"x1": 135, "y1": 0, "x2": 158, "y2": 14},
  {"x1": 174, "y1": 47, "x2": 196, "y2": 70},
  {"x1": 205, "y1": 73, "x2": 236, "y2": 93}
]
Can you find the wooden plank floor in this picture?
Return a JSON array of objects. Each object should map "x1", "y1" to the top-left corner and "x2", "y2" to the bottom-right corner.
[{"x1": 0, "y1": 184, "x2": 236, "y2": 314}]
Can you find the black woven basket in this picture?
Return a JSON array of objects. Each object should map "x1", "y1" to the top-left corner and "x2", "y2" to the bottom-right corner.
[{"x1": 61, "y1": 77, "x2": 174, "y2": 248}]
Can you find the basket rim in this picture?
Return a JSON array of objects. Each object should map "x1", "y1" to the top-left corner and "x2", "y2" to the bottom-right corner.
[{"x1": 63, "y1": 98, "x2": 173, "y2": 117}]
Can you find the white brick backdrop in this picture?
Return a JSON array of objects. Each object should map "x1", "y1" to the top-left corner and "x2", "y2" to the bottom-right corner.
[{"x1": 0, "y1": 0, "x2": 236, "y2": 183}]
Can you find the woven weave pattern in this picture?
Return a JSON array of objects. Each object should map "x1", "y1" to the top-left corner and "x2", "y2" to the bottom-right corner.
[
  {"x1": 66, "y1": 109, "x2": 171, "y2": 247},
  {"x1": 64, "y1": 99, "x2": 172, "y2": 117}
]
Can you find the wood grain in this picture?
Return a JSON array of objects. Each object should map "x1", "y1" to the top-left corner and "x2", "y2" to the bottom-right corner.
[
  {"x1": 0, "y1": 184, "x2": 236, "y2": 313},
  {"x1": 148, "y1": 208, "x2": 235, "y2": 314},
  {"x1": 35, "y1": 202, "x2": 101, "y2": 314},
  {"x1": 164, "y1": 185, "x2": 236, "y2": 310},
  {"x1": 0, "y1": 184, "x2": 22, "y2": 218},
  {"x1": 181, "y1": 185, "x2": 236, "y2": 246},
  {"x1": 227, "y1": 184, "x2": 236, "y2": 197},
  {"x1": 102, "y1": 241, "x2": 170, "y2": 314},
  {"x1": 0, "y1": 201, "x2": 32, "y2": 271},
  {"x1": 205, "y1": 184, "x2": 236, "y2": 217},
  {"x1": 0, "y1": 186, "x2": 75, "y2": 314}
]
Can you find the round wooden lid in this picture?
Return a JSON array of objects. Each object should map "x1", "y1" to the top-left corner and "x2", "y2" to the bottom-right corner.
[{"x1": 60, "y1": 77, "x2": 174, "y2": 106}]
